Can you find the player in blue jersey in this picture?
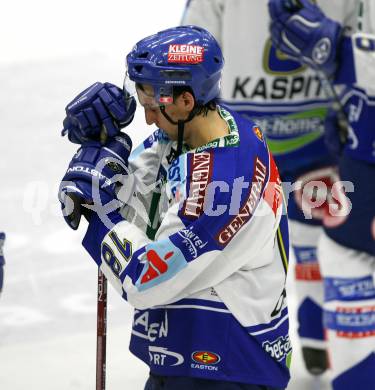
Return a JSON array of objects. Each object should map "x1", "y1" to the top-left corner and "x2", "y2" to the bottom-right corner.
[
  {"x1": 181, "y1": 0, "x2": 347, "y2": 376},
  {"x1": 269, "y1": 1, "x2": 375, "y2": 389},
  {"x1": 59, "y1": 26, "x2": 291, "y2": 389},
  {"x1": 0, "y1": 232, "x2": 5, "y2": 296}
]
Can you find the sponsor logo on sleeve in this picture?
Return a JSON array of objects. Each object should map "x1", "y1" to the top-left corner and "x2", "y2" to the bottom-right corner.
[
  {"x1": 216, "y1": 157, "x2": 267, "y2": 245},
  {"x1": 177, "y1": 226, "x2": 208, "y2": 259},
  {"x1": 140, "y1": 249, "x2": 175, "y2": 284},
  {"x1": 168, "y1": 44, "x2": 204, "y2": 64},
  {"x1": 263, "y1": 153, "x2": 282, "y2": 217},
  {"x1": 136, "y1": 240, "x2": 188, "y2": 289},
  {"x1": 183, "y1": 152, "x2": 213, "y2": 219}
]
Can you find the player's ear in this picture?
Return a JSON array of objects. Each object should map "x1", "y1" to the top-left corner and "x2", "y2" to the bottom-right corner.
[{"x1": 179, "y1": 91, "x2": 195, "y2": 112}]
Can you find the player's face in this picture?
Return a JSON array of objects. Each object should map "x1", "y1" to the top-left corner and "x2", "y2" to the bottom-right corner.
[
  {"x1": 144, "y1": 106, "x2": 181, "y2": 140},
  {"x1": 136, "y1": 84, "x2": 191, "y2": 140}
]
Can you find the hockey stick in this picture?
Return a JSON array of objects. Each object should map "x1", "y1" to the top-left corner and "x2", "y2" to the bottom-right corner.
[
  {"x1": 283, "y1": 0, "x2": 349, "y2": 144},
  {"x1": 96, "y1": 269, "x2": 107, "y2": 390}
]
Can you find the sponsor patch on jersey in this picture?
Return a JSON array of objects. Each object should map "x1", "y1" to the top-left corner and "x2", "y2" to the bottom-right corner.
[
  {"x1": 168, "y1": 155, "x2": 187, "y2": 200},
  {"x1": 177, "y1": 226, "x2": 208, "y2": 259},
  {"x1": 262, "y1": 335, "x2": 292, "y2": 362},
  {"x1": 324, "y1": 276, "x2": 375, "y2": 302},
  {"x1": 136, "y1": 239, "x2": 187, "y2": 290},
  {"x1": 191, "y1": 351, "x2": 220, "y2": 365},
  {"x1": 133, "y1": 309, "x2": 168, "y2": 342},
  {"x1": 182, "y1": 151, "x2": 213, "y2": 219},
  {"x1": 149, "y1": 346, "x2": 184, "y2": 367},
  {"x1": 140, "y1": 249, "x2": 174, "y2": 284},
  {"x1": 325, "y1": 306, "x2": 375, "y2": 338},
  {"x1": 293, "y1": 246, "x2": 317, "y2": 264},
  {"x1": 253, "y1": 125, "x2": 264, "y2": 142},
  {"x1": 216, "y1": 157, "x2": 267, "y2": 246},
  {"x1": 168, "y1": 44, "x2": 204, "y2": 64}
]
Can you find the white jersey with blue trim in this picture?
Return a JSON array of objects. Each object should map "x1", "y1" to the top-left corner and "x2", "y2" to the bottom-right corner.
[{"x1": 82, "y1": 106, "x2": 291, "y2": 387}]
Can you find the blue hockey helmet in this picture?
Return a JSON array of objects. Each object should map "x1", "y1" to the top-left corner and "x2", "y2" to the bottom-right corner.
[{"x1": 126, "y1": 25, "x2": 224, "y2": 107}]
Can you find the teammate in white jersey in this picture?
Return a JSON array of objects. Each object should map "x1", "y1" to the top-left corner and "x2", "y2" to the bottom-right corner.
[
  {"x1": 59, "y1": 26, "x2": 291, "y2": 389},
  {"x1": 269, "y1": 1, "x2": 375, "y2": 389},
  {"x1": 181, "y1": 0, "x2": 349, "y2": 375}
]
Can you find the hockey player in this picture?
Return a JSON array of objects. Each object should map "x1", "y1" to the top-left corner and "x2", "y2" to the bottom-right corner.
[
  {"x1": 0, "y1": 232, "x2": 5, "y2": 296},
  {"x1": 181, "y1": 0, "x2": 342, "y2": 375},
  {"x1": 59, "y1": 26, "x2": 291, "y2": 389},
  {"x1": 269, "y1": 0, "x2": 375, "y2": 389}
]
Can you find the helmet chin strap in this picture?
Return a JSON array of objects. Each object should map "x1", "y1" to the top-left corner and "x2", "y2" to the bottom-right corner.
[{"x1": 160, "y1": 106, "x2": 198, "y2": 159}]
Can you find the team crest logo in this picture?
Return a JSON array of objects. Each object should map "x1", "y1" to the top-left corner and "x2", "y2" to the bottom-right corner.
[
  {"x1": 192, "y1": 351, "x2": 220, "y2": 365},
  {"x1": 262, "y1": 38, "x2": 306, "y2": 75},
  {"x1": 253, "y1": 125, "x2": 264, "y2": 142}
]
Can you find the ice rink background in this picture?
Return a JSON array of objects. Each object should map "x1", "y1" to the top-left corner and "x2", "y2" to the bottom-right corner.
[{"x1": 0, "y1": 1, "x2": 330, "y2": 388}]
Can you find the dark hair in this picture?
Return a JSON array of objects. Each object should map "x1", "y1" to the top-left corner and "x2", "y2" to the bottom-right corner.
[{"x1": 173, "y1": 86, "x2": 217, "y2": 117}]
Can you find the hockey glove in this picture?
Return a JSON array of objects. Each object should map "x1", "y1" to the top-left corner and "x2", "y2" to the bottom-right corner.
[
  {"x1": 59, "y1": 133, "x2": 132, "y2": 230},
  {"x1": 268, "y1": 0, "x2": 342, "y2": 76},
  {"x1": 62, "y1": 82, "x2": 136, "y2": 144}
]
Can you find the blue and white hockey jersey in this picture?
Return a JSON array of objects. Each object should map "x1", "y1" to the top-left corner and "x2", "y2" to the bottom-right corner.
[{"x1": 82, "y1": 106, "x2": 291, "y2": 388}]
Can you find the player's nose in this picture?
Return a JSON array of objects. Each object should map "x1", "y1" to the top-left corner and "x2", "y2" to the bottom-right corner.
[{"x1": 144, "y1": 108, "x2": 156, "y2": 125}]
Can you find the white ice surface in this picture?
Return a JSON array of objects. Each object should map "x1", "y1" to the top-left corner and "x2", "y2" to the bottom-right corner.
[{"x1": 0, "y1": 1, "x2": 331, "y2": 389}]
